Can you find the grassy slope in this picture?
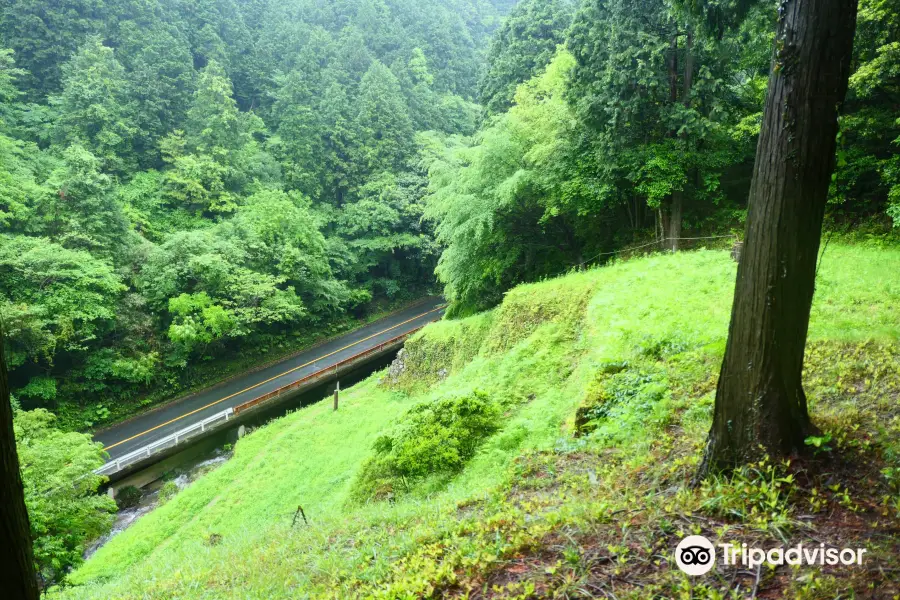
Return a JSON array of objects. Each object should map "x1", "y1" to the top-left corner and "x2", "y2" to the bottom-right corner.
[{"x1": 59, "y1": 246, "x2": 900, "y2": 599}]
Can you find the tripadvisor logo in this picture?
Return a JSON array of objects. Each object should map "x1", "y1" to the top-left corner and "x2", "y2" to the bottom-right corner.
[
  {"x1": 674, "y1": 535, "x2": 868, "y2": 576},
  {"x1": 675, "y1": 535, "x2": 716, "y2": 575}
]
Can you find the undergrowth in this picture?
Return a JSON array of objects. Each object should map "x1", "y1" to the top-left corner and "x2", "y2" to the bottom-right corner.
[{"x1": 350, "y1": 391, "x2": 503, "y2": 502}]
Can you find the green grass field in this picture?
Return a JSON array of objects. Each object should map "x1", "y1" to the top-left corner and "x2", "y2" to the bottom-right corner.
[{"x1": 57, "y1": 245, "x2": 900, "y2": 599}]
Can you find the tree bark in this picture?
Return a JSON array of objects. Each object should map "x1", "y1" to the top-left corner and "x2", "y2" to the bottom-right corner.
[
  {"x1": 683, "y1": 30, "x2": 693, "y2": 108},
  {"x1": 664, "y1": 29, "x2": 687, "y2": 252},
  {"x1": 668, "y1": 191, "x2": 683, "y2": 251},
  {"x1": 698, "y1": 0, "x2": 859, "y2": 476},
  {"x1": 0, "y1": 325, "x2": 40, "y2": 599},
  {"x1": 668, "y1": 33, "x2": 679, "y2": 103}
]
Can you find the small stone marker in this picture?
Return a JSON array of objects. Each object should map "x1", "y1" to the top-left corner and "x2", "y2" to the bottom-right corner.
[{"x1": 333, "y1": 381, "x2": 340, "y2": 411}]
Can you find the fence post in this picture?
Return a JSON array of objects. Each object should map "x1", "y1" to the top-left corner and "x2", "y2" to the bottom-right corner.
[{"x1": 333, "y1": 381, "x2": 339, "y2": 411}]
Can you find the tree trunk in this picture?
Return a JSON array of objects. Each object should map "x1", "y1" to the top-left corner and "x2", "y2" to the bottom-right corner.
[
  {"x1": 668, "y1": 191, "x2": 683, "y2": 251},
  {"x1": 683, "y1": 30, "x2": 693, "y2": 107},
  {"x1": 698, "y1": 0, "x2": 859, "y2": 476},
  {"x1": 664, "y1": 29, "x2": 685, "y2": 252},
  {"x1": 0, "y1": 326, "x2": 40, "y2": 599},
  {"x1": 668, "y1": 33, "x2": 679, "y2": 103}
]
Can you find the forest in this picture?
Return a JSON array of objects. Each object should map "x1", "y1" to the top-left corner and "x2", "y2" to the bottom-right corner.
[
  {"x1": 0, "y1": 0, "x2": 513, "y2": 431},
  {"x1": 1, "y1": 0, "x2": 899, "y2": 591}
]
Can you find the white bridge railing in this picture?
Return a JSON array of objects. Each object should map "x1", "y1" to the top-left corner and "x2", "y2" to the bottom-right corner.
[
  {"x1": 95, "y1": 408, "x2": 234, "y2": 477},
  {"x1": 94, "y1": 317, "x2": 439, "y2": 480}
]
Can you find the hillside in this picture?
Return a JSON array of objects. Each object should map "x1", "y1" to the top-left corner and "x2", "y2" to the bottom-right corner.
[{"x1": 58, "y1": 245, "x2": 900, "y2": 598}]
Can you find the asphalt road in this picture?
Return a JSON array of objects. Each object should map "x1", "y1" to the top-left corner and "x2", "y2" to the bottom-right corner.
[{"x1": 94, "y1": 298, "x2": 446, "y2": 460}]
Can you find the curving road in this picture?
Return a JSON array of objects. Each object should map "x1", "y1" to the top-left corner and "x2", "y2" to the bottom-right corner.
[{"x1": 94, "y1": 298, "x2": 445, "y2": 460}]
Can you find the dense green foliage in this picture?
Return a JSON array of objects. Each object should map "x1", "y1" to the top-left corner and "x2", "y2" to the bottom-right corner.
[
  {"x1": 2, "y1": 0, "x2": 900, "y2": 589},
  {"x1": 478, "y1": 0, "x2": 574, "y2": 115},
  {"x1": 430, "y1": 0, "x2": 900, "y2": 314},
  {"x1": 351, "y1": 390, "x2": 501, "y2": 500},
  {"x1": 13, "y1": 407, "x2": 115, "y2": 585},
  {"x1": 428, "y1": 51, "x2": 589, "y2": 312},
  {"x1": 3, "y1": 0, "x2": 898, "y2": 416},
  {"x1": 835, "y1": 0, "x2": 900, "y2": 222},
  {"x1": 0, "y1": 0, "x2": 518, "y2": 427}
]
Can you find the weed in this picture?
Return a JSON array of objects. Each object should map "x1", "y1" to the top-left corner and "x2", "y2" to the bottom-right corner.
[{"x1": 699, "y1": 454, "x2": 798, "y2": 538}]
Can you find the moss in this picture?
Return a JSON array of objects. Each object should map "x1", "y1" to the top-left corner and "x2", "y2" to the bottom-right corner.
[{"x1": 388, "y1": 311, "x2": 493, "y2": 392}]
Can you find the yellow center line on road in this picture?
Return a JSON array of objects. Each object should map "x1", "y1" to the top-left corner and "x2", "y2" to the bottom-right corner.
[{"x1": 102, "y1": 305, "x2": 445, "y2": 452}]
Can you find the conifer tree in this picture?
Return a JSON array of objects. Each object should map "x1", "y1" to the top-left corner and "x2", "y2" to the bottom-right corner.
[
  {"x1": 50, "y1": 37, "x2": 139, "y2": 173},
  {"x1": 354, "y1": 61, "x2": 414, "y2": 179}
]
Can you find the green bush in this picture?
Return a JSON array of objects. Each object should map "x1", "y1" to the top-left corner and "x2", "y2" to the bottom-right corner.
[
  {"x1": 352, "y1": 391, "x2": 501, "y2": 501},
  {"x1": 158, "y1": 481, "x2": 178, "y2": 505},
  {"x1": 115, "y1": 486, "x2": 142, "y2": 510},
  {"x1": 575, "y1": 365, "x2": 667, "y2": 435}
]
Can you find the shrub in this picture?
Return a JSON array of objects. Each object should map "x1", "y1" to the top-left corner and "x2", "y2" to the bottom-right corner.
[
  {"x1": 352, "y1": 391, "x2": 501, "y2": 501},
  {"x1": 575, "y1": 365, "x2": 667, "y2": 436},
  {"x1": 116, "y1": 486, "x2": 142, "y2": 510},
  {"x1": 158, "y1": 481, "x2": 178, "y2": 504}
]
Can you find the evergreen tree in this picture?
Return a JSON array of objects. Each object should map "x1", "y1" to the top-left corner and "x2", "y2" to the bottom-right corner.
[
  {"x1": 40, "y1": 145, "x2": 131, "y2": 255},
  {"x1": 353, "y1": 61, "x2": 414, "y2": 180},
  {"x1": 393, "y1": 48, "x2": 440, "y2": 131},
  {"x1": 184, "y1": 60, "x2": 249, "y2": 157},
  {"x1": 49, "y1": 37, "x2": 140, "y2": 174},
  {"x1": 0, "y1": 320, "x2": 39, "y2": 600},
  {"x1": 0, "y1": 0, "x2": 104, "y2": 100},
  {"x1": 335, "y1": 25, "x2": 373, "y2": 89},
  {"x1": 270, "y1": 69, "x2": 326, "y2": 198},
  {"x1": 567, "y1": 0, "x2": 741, "y2": 250},
  {"x1": 700, "y1": 0, "x2": 860, "y2": 474},
  {"x1": 479, "y1": 0, "x2": 574, "y2": 115},
  {"x1": 320, "y1": 82, "x2": 357, "y2": 206},
  {"x1": 114, "y1": 21, "x2": 195, "y2": 165}
]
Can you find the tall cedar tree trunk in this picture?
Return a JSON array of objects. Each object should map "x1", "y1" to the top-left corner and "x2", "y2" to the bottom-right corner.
[
  {"x1": 0, "y1": 325, "x2": 40, "y2": 599},
  {"x1": 666, "y1": 33, "x2": 683, "y2": 251},
  {"x1": 698, "y1": 0, "x2": 859, "y2": 476},
  {"x1": 665, "y1": 28, "x2": 695, "y2": 252}
]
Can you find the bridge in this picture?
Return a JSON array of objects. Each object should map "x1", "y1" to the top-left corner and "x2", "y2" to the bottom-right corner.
[{"x1": 93, "y1": 298, "x2": 445, "y2": 483}]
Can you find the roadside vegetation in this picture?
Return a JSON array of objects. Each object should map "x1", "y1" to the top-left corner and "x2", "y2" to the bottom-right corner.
[{"x1": 56, "y1": 244, "x2": 900, "y2": 598}]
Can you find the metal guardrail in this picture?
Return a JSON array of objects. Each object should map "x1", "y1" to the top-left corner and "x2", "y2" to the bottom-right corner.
[
  {"x1": 95, "y1": 408, "x2": 234, "y2": 476},
  {"x1": 94, "y1": 324, "x2": 427, "y2": 478}
]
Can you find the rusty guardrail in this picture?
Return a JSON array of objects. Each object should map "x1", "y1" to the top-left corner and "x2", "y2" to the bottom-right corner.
[{"x1": 232, "y1": 325, "x2": 424, "y2": 416}]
